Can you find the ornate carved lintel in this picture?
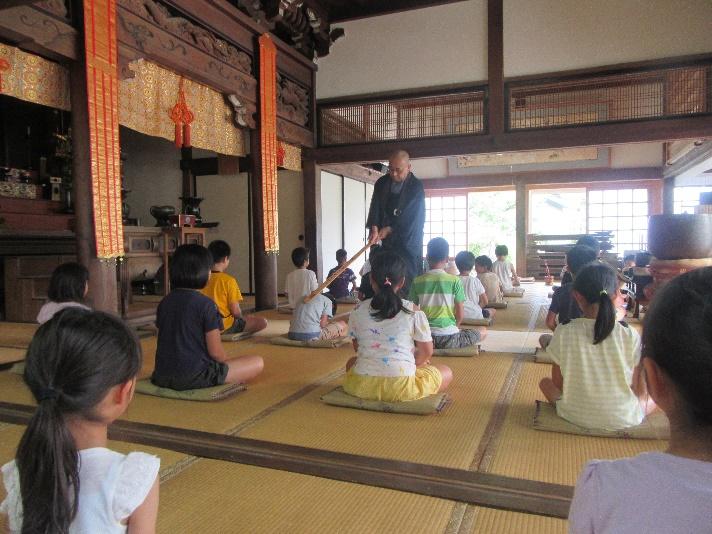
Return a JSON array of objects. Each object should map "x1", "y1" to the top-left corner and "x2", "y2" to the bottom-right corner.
[{"x1": 227, "y1": 94, "x2": 257, "y2": 129}]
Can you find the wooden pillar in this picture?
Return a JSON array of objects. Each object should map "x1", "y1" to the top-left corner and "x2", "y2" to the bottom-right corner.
[
  {"x1": 488, "y1": 0, "x2": 505, "y2": 136},
  {"x1": 302, "y1": 159, "x2": 323, "y2": 282},
  {"x1": 515, "y1": 179, "x2": 527, "y2": 277},
  {"x1": 249, "y1": 128, "x2": 278, "y2": 310},
  {"x1": 662, "y1": 177, "x2": 675, "y2": 214},
  {"x1": 69, "y1": 58, "x2": 118, "y2": 315}
]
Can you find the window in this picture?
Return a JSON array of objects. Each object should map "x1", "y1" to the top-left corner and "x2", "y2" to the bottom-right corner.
[
  {"x1": 674, "y1": 186, "x2": 712, "y2": 214},
  {"x1": 529, "y1": 188, "x2": 586, "y2": 235},
  {"x1": 424, "y1": 195, "x2": 467, "y2": 259},
  {"x1": 588, "y1": 188, "x2": 649, "y2": 254}
]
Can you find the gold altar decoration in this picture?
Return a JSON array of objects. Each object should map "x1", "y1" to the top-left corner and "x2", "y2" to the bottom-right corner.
[
  {"x1": 279, "y1": 141, "x2": 302, "y2": 171},
  {"x1": 0, "y1": 41, "x2": 70, "y2": 110},
  {"x1": 259, "y1": 34, "x2": 279, "y2": 252},
  {"x1": 119, "y1": 60, "x2": 245, "y2": 157},
  {"x1": 83, "y1": 0, "x2": 123, "y2": 259}
]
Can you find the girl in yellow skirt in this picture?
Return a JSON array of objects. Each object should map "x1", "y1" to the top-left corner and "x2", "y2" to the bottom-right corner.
[{"x1": 343, "y1": 251, "x2": 453, "y2": 402}]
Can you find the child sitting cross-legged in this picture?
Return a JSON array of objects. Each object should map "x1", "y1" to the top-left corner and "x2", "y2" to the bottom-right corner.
[
  {"x1": 493, "y1": 244, "x2": 521, "y2": 291},
  {"x1": 343, "y1": 251, "x2": 452, "y2": 402},
  {"x1": 408, "y1": 237, "x2": 486, "y2": 349},
  {"x1": 326, "y1": 248, "x2": 358, "y2": 300},
  {"x1": 288, "y1": 292, "x2": 347, "y2": 342},
  {"x1": 152, "y1": 244, "x2": 264, "y2": 391},
  {"x1": 474, "y1": 255, "x2": 504, "y2": 306},
  {"x1": 568, "y1": 267, "x2": 712, "y2": 532},
  {"x1": 538, "y1": 262, "x2": 656, "y2": 431},
  {"x1": 284, "y1": 246, "x2": 318, "y2": 309},
  {"x1": 201, "y1": 240, "x2": 268, "y2": 335},
  {"x1": 455, "y1": 250, "x2": 496, "y2": 321},
  {"x1": 37, "y1": 261, "x2": 91, "y2": 324},
  {"x1": 1, "y1": 308, "x2": 160, "y2": 532}
]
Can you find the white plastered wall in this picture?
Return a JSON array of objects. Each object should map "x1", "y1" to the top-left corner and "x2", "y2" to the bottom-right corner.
[
  {"x1": 320, "y1": 171, "x2": 344, "y2": 280},
  {"x1": 198, "y1": 173, "x2": 252, "y2": 292},
  {"x1": 316, "y1": 0, "x2": 712, "y2": 99},
  {"x1": 276, "y1": 170, "x2": 306, "y2": 295}
]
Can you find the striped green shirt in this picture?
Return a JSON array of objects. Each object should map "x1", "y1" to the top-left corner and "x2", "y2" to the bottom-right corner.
[{"x1": 408, "y1": 269, "x2": 465, "y2": 334}]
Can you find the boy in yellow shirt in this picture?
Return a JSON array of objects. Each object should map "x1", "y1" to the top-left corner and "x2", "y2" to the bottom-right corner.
[{"x1": 200, "y1": 240, "x2": 267, "y2": 334}]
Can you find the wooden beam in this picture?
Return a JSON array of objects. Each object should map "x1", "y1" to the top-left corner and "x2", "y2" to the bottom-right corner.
[
  {"x1": 306, "y1": 115, "x2": 712, "y2": 164},
  {"x1": 487, "y1": 0, "x2": 504, "y2": 136},
  {"x1": 0, "y1": 400, "x2": 574, "y2": 519},
  {"x1": 320, "y1": 163, "x2": 381, "y2": 184},
  {"x1": 0, "y1": 0, "x2": 42, "y2": 9},
  {"x1": 420, "y1": 167, "x2": 662, "y2": 190}
]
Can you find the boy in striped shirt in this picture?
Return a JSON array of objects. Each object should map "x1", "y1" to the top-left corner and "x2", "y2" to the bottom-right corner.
[{"x1": 408, "y1": 238, "x2": 487, "y2": 349}]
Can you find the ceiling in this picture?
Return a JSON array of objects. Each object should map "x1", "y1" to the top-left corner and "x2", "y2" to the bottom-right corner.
[{"x1": 318, "y1": 0, "x2": 468, "y2": 23}]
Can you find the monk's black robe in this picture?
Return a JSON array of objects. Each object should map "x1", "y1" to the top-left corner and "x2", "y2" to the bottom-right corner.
[{"x1": 366, "y1": 172, "x2": 425, "y2": 294}]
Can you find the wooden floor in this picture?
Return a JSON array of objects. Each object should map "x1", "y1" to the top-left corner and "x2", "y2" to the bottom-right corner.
[{"x1": 0, "y1": 283, "x2": 665, "y2": 533}]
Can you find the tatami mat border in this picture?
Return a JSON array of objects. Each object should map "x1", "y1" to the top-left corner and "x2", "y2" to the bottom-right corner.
[{"x1": 0, "y1": 400, "x2": 573, "y2": 518}]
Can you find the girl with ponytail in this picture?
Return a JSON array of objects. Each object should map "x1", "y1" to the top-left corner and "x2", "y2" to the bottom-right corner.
[
  {"x1": 1, "y1": 308, "x2": 160, "y2": 533},
  {"x1": 539, "y1": 261, "x2": 655, "y2": 431},
  {"x1": 343, "y1": 251, "x2": 452, "y2": 402},
  {"x1": 569, "y1": 267, "x2": 712, "y2": 532}
]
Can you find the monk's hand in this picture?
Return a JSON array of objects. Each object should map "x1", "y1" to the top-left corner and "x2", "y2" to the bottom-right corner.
[
  {"x1": 368, "y1": 227, "x2": 379, "y2": 244},
  {"x1": 378, "y1": 226, "x2": 392, "y2": 240}
]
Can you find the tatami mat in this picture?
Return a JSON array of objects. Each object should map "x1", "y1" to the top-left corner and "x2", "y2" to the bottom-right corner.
[
  {"x1": 484, "y1": 361, "x2": 667, "y2": 486},
  {"x1": 236, "y1": 352, "x2": 515, "y2": 469},
  {"x1": 0, "y1": 322, "x2": 38, "y2": 348},
  {"x1": 158, "y1": 457, "x2": 457, "y2": 534},
  {"x1": 468, "y1": 506, "x2": 567, "y2": 534}
]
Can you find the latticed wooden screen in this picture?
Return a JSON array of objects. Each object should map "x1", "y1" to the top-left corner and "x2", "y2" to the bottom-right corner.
[
  {"x1": 508, "y1": 65, "x2": 711, "y2": 130},
  {"x1": 319, "y1": 90, "x2": 485, "y2": 146}
]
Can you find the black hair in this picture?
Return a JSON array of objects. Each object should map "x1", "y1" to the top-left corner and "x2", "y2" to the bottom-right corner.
[
  {"x1": 336, "y1": 249, "x2": 347, "y2": 261},
  {"x1": 369, "y1": 251, "x2": 411, "y2": 321},
  {"x1": 623, "y1": 254, "x2": 636, "y2": 262},
  {"x1": 455, "y1": 250, "x2": 475, "y2": 272},
  {"x1": 426, "y1": 237, "x2": 449, "y2": 263},
  {"x1": 494, "y1": 244, "x2": 508, "y2": 257},
  {"x1": 643, "y1": 267, "x2": 712, "y2": 429},
  {"x1": 566, "y1": 245, "x2": 599, "y2": 276},
  {"x1": 573, "y1": 262, "x2": 617, "y2": 344},
  {"x1": 170, "y1": 244, "x2": 213, "y2": 289},
  {"x1": 576, "y1": 235, "x2": 600, "y2": 254},
  {"x1": 17, "y1": 308, "x2": 142, "y2": 534},
  {"x1": 207, "y1": 240, "x2": 231, "y2": 264},
  {"x1": 368, "y1": 244, "x2": 382, "y2": 259},
  {"x1": 291, "y1": 247, "x2": 310, "y2": 267},
  {"x1": 48, "y1": 262, "x2": 89, "y2": 303},
  {"x1": 474, "y1": 255, "x2": 493, "y2": 270}
]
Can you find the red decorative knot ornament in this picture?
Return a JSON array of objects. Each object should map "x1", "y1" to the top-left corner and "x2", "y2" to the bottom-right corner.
[
  {"x1": 0, "y1": 59, "x2": 9, "y2": 92},
  {"x1": 276, "y1": 142, "x2": 285, "y2": 167},
  {"x1": 170, "y1": 77, "x2": 195, "y2": 148}
]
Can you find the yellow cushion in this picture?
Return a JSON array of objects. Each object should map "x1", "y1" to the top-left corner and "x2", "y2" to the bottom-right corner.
[
  {"x1": 269, "y1": 335, "x2": 350, "y2": 348},
  {"x1": 135, "y1": 379, "x2": 247, "y2": 401},
  {"x1": 321, "y1": 386, "x2": 451, "y2": 415},
  {"x1": 533, "y1": 401, "x2": 669, "y2": 439}
]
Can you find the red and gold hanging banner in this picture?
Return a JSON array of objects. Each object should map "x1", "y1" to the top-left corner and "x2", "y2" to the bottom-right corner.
[
  {"x1": 83, "y1": 0, "x2": 123, "y2": 259},
  {"x1": 259, "y1": 34, "x2": 279, "y2": 252}
]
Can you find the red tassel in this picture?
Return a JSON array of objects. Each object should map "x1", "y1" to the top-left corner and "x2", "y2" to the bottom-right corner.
[
  {"x1": 183, "y1": 123, "x2": 191, "y2": 147},
  {"x1": 174, "y1": 123, "x2": 182, "y2": 148}
]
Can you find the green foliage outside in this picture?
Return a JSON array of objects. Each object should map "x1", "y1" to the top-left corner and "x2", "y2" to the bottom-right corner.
[{"x1": 468, "y1": 191, "x2": 517, "y2": 263}]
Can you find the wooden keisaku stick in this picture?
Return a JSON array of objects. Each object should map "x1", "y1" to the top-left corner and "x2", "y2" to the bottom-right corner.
[{"x1": 304, "y1": 242, "x2": 373, "y2": 303}]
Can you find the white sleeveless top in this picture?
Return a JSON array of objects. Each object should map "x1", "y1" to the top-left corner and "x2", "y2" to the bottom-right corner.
[{"x1": 1, "y1": 447, "x2": 159, "y2": 533}]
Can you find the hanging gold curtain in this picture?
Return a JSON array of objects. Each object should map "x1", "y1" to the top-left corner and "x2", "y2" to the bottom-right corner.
[
  {"x1": 119, "y1": 59, "x2": 245, "y2": 157},
  {"x1": 0, "y1": 41, "x2": 70, "y2": 110}
]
